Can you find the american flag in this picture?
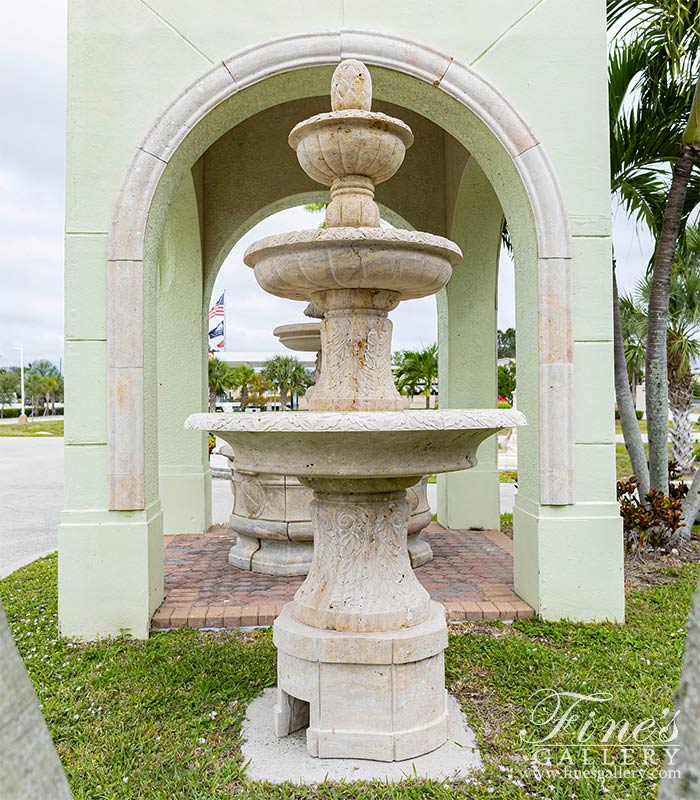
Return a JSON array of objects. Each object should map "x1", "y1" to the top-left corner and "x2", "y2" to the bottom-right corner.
[{"x1": 209, "y1": 293, "x2": 225, "y2": 319}]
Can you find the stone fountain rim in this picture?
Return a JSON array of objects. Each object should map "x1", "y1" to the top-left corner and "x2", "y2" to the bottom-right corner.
[
  {"x1": 273, "y1": 322, "x2": 322, "y2": 336},
  {"x1": 186, "y1": 408, "x2": 526, "y2": 434},
  {"x1": 244, "y1": 227, "x2": 463, "y2": 266},
  {"x1": 288, "y1": 109, "x2": 414, "y2": 149}
]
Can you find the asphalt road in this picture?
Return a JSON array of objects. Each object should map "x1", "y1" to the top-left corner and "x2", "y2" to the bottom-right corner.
[{"x1": 0, "y1": 437, "x2": 63, "y2": 578}]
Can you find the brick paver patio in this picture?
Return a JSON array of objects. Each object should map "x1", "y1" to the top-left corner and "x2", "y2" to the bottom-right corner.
[{"x1": 152, "y1": 523, "x2": 533, "y2": 630}]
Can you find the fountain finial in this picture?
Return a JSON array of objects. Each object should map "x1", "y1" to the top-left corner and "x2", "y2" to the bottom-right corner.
[
  {"x1": 288, "y1": 60, "x2": 413, "y2": 229},
  {"x1": 331, "y1": 59, "x2": 372, "y2": 112}
]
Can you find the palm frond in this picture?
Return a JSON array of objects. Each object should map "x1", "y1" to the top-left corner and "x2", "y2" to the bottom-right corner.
[{"x1": 607, "y1": 1, "x2": 700, "y2": 78}]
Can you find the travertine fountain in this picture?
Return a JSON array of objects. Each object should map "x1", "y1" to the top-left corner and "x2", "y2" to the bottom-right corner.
[{"x1": 187, "y1": 60, "x2": 525, "y2": 761}]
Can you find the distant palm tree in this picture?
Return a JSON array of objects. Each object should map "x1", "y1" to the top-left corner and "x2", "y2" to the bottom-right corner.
[
  {"x1": 207, "y1": 357, "x2": 233, "y2": 412},
  {"x1": 619, "y1": 294, "x2": 646, "y2": 398},
  {"x1": 394, "y1": 344, "x2": 438, "y2": 408},
  {"x1": 262, "y1": 355, "x2": 310, "y2": 411},
  {"x1": 229, "y1": 364, "x2": 256, "y2": 410},
  {"x1": 25, "y1": 375, "x2": 49, "y2": 417},
  {"x1": 623, "y1": 249, "x2": 700, "y2": 472},
  {"x1": 0, "y1": 371, "x2": 19, "y2": 418},
  {"x1": 247, "y1": 373, "x2": 274, "y2": 409}
]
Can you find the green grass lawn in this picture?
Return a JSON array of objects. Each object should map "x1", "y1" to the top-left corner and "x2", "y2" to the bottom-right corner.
[
  {"x1": 615, "y1": 419, "x2": 647, "y2": 435},
  {"x1": 0, "y1": 419, "x2": 64, "y2": 436},
  {"x1": 2, "y1": 554, "x2": 697, "y2": 799}
]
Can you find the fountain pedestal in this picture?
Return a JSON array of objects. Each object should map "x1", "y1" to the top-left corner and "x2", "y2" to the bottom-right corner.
[{"x1": 273, "y1": 478, "x2": 447, "y2": 759}]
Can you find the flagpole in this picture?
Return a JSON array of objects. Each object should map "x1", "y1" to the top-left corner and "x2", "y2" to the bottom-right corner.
[{"x1": 222, "y1": 289, "x2": 226, "y2": 353}]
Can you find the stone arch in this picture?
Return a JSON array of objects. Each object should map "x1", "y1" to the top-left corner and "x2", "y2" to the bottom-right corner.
[{"x1": 106, "y1": 30, "x2": 573, "y2": 512}]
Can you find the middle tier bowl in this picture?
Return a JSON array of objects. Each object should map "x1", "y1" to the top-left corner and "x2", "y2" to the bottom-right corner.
[
  {"x1": 187, "y1": 409, "x2": 526, "y2": 487},
  {"x1": 244, "y1": 227, "x2": 463, "y2": 302}
]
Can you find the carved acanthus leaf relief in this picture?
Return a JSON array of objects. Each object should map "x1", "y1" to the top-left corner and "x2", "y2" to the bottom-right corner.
[
  {"x1": 239, "y1": 476, "x2": 266, "y2": 519},
  {"x1": 293, "y1": 492, "x2": 431, "y2": 632}
]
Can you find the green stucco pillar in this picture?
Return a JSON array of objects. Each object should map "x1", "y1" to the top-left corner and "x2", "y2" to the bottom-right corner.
[
  {"x1": 512, "y1": 234, "x2": 624, "y2": 622},
  {"x1": 157, "y1": 171, "x2": 212, "y2": 535},
  {"x1": 437, "y1": 158, "x2": 501, "y2": 531}
]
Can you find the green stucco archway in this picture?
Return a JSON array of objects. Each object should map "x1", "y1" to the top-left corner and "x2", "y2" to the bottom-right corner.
[{"x1": 61, "y1": 22, "x2": 623, "y2": 639}]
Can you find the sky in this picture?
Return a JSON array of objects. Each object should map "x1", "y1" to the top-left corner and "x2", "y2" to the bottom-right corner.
[{"x1": 0, "y1": 2, "x2": 654, "y2": 370}]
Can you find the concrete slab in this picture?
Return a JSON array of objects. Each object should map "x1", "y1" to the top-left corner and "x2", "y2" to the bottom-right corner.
[{"x1": 241, "y1": 688, "x2": 481, "y2": 784}]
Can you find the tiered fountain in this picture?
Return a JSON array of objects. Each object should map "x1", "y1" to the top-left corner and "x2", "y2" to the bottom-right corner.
[{"x1": 187, "y1": 60, "x2": 525, "y2": 761}]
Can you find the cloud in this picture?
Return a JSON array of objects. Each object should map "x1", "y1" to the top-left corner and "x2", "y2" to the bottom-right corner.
[{"x1": 0, "y1": 1, "x2": 66, "y2": 368}]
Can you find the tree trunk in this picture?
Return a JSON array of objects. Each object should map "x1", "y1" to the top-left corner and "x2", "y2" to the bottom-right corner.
[
  {"x1": 0, "y1": 602, "x2": 73, "y2": 799},
  {"x1": 669, "y1": 365, "x2": 695, "y2": 473},
  {"x1": 279, "y1": 386, "x2": 288, "y2": 411},
  {"x1": 613, "y1": 266, "x2": 650, "y2": 494},
  {"x1": 657, "y1": 571, "x2": 700, "y2": 800},
  {"x1": 425, "y1": 392, "x2": 430, "y2": 409},
  {"x1": 208, "y1": 386, "x2": 216, "y2": 413},
  {"x1": 646, "y1": 146, "x2": 699, "y2": 493},
  {"x1": 240, "y1": 387, "x2": 249, "y2": 411},
  {"x1": 682, "y1": 467, "x2": 700, "y2": 533}
]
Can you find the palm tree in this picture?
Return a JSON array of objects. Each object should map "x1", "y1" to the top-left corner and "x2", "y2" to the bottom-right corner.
[
  {"x1": 229, "y1": 364, "x2": 256, "y2": 411},
  {"x1": 207, "y1": 357, "x2": 233, "y2": 412},
  {"x1": 262, "y1": 355, "x2": 310, "y2": 411},
  {"x1": 0, "y1": 370, "x2": 19, "y2": 418},
  {"x1": 26, "y1": 359, "x2": 60, "y2": 379},
  {"x1": 394, "y1": 344, "x2": 438, "y2": 408},
  {"x1": 25, "y1": 375, "x2": 49, "y2": 417},
  {"x1": 619, "y1": 294, "x2": 646, "y2": 397},
  {"x1": 41, "y1": 376, "x2": 59, "y2": 417},
  {"x1": 609, "y1": 1, "x2": 700, "y2": 493},
  {"x1": 608, "y1": 40, "x2": 699, "y2": 494},
  {"x1": 623, "y1": 257, "x2": 700, "y2": 473}
]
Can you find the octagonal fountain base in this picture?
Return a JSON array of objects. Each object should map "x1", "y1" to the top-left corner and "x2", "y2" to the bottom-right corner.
[
  {"x1": 273, "y1": 602, "x2": 449, "y2": 761},
  {"x1": 242, "y1": 687, "x2": 481, "y2": 783}
]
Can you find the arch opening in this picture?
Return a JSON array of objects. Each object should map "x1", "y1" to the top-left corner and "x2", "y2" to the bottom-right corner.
[{"x1": 107, "y1": 30, "x2": 574, "y2": 525}]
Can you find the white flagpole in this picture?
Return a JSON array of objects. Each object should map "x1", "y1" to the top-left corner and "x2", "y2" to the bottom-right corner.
[{"x1": 222, "y1": 289, "x2": 226, "y2": 353}]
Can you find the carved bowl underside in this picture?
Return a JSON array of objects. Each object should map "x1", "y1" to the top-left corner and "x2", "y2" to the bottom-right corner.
[
  {"x1": 273, "y1": 322, "x2": 322, "y2": 352},
  {"x1": 244, "y1": 228, "x2": 463, "y2": 302},
  {"x1": 186, "y1": 409, "x2": 526, "y2": 485},
  {"x1": 288, "y1": 110, "x2": 414, "y2": 185}
]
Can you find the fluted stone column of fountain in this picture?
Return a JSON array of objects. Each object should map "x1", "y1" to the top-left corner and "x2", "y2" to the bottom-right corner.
[
  {"x1": 187, "y1": 60, "x2": 525, "y2": 761},
  {"x1": 224, "y1": 320, "x2": 433, "y2": 575}
]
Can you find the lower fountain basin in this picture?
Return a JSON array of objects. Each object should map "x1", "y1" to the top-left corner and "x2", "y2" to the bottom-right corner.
[{"x1": 186, "y1": 409, "x2": 526, "y2": 482}]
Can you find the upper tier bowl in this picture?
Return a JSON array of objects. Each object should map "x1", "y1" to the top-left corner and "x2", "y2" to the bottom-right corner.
[
  {"x1": 244, "y1": 227, "x2": 463, "y2": 302},
  {"x1": 289, "y1": 110, "x2": 414, "y2": 185},
  {"x1": 187, "y1": 409, "x2": 526, "y2": 485}
]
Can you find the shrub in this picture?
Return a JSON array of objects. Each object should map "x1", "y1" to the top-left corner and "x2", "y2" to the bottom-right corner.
[
  {"x1": 497, "y1": 362, "x2": 515, "y2": 403},
  {"x1": 0, "y1": 406, "x2": 64, "y2": 419},
  {"x1": 614, "y1": 408, "x2": 644, "y2": 420},
  {"x1": 617, "y1": 463, "x2": 687, "y2": 552}
]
